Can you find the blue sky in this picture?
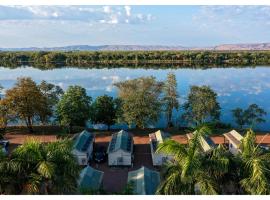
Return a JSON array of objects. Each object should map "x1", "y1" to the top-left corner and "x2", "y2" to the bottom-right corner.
[{"x1": 0, "y1": 5, "x2": 270, "y2": 47}]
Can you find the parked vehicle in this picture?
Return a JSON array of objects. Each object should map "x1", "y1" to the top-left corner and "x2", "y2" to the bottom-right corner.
[
  {"x1": 0, "y1": 140, "x2": 9, "y2": 155},
  {"x1": 94, "y1": 146, "x2": 106, "y2": 163}
]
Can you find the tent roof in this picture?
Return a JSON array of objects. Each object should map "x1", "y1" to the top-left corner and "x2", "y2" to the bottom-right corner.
[
  {"x1": 78, "y1": 166, "x2": 104, "y2": 190},
  {"x1": 128, "y1": 166, "x2": 160, "y2": 195},
  {"x1": 149, "y1": 130, "x2": 171, "y2": 151},
  {"x1": 108, "y1": 130, "x2": 133, "y2": 153},
  {"x1": 224, "y1": 130, "x2": 243, "y2": 147},
  {"x1": 73, "y1": 130, "x2": 94, "y2": 152}
]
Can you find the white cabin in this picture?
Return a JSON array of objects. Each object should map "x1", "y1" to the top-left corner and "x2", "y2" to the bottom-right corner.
[
  {"x1": 72, "y1": 130, "x2": 94, "y2": 165},
  {"x1": 107, "y1": 130, "x2": 133, "y2": 166},
  {"x1": 149, "y1": 130, "x2": 173, "y2": 166},
  {"x1": 186, "y1": 133, "x2": 216, "y2": 152},
  {"x1": 223, "y1": 130, "x2": 243, "y2": 155}
]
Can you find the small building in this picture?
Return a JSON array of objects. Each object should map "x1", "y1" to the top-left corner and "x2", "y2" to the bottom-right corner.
[
  {"x1": 127, "y1": 166, "x2": 160, "y2": 195},
  {"x1": 186, "y1": 133, "x2": 216, "y2": 152},
  {"x1": 223, "y1": 130, "x2": 243, "y2": 155},
  {"x1": 149, "y1": 130, "x2": 173, "y2": 166},
  {"x1": 107, "y1": 130, "x2": 133, "y2": 166},
  {"x1": 78, "y1": 166, "x2": 104, "y2": 191},
  {"x1": 72, "y1": 130, "x2": 94, "y2": 165}
]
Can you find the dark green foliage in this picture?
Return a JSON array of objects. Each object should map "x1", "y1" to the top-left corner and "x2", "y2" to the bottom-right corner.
[
  {"x1": 163, "y1": 72, "x2": 179, "y2": 127},
  {"x1": 56, "y1": 85, "x2": 92, "y2": 132},
  {"x1": 114, "y1": 76, "x2": 164, "y2": 128},
  {"x1": 0, "y1": 139, "x2": 80, "y2": 194},
  {"x1": 232, "y1": 104, "x2": 267, "y2": 129},
  {"x1": 183, "y1": 85, "x2": 221, "y2": 126},
  {"x1": 91, "y1": 95, "x2": 121, "y2": 129},
  {"x1": 38, "y1": 81, "x2": 64, "y2": 124},
  {"x1": 1, "y1": 50, "x2": 270, "y2": 69}
]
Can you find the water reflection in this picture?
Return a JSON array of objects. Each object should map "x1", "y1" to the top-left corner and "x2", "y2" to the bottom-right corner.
[{"x1": 1, "y1": 66, "x2": 270, "y2": 130}]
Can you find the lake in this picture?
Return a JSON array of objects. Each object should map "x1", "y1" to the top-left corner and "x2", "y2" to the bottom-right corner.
[{"x1": 1, "y1": 66, "x2": 270, "y2": 131}]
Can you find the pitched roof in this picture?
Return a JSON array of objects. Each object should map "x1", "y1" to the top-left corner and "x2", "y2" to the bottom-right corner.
[
  {"x1": 223, "y1": 130, "x2": 243, "y2": 148},
  {"x1": 73, "y1": 130, "x2": 94, "y2": 152},
  {"x1": 78, "y1": 166, "x2": 104, "y2": 190},
  {"x1": 107, "y1": 130, "x2": 133, "y2": 153},
  {"x1": 149, "y1": 130, "x2": 171, "y2": 151},
  {"x1": 186, "y1": 133, "x2": 216, "y2": 152},
  {"x1": 200, "y1": 136, "x2": 217, "y2": 152},
  {"x1": 186, "y1": 133, "x2": 193, "y2": 140},
  {"x1": 128, "y1": 166, "x2": 160, "y2": 195}
]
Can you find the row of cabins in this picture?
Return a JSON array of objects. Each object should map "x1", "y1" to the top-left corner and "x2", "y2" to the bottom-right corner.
[
  {"x1": 72, "y1": 129, "x2": 160, "y2": 194},
  {"x1": 72, "y1": 129, "x2": 250, "y2": 194}
]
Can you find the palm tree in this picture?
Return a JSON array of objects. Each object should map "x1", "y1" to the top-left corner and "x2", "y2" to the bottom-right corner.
[
  {"x1": 9, "y1": 138, "x2": 80, "y2": 194},
  {"x1": 238, "y1": 129, "x2": 270, "y2": 194},
  {"x1": 156, "y1": 125, "x2": 229, "y2": 194}
]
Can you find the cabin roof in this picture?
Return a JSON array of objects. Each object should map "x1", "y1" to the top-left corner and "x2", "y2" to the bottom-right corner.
[
  {"x1": 186, "y1": 133, "x2": 193, "y2": 140},
  {"x1": 223, "y1": 130, "x2": 243, "y2": 147},
  {"x1": 107, "y1": 130, "x2": 133, "y2": 153},
  {"x1": 204, "y1": 136, "x2": 216, "y2": 148},
  {"x1": 128, "y1": 166, "x2": 160, "y2": 195},
  {"x1": 186, "y1": 133, "x2": 216, "y2": 152},
  {"x1": 149, "y1": 130, "x2": 171, "y2": 151},
  {"x1": 78, "y1": 166, "x2": 104, "y2": 190},
  {"x1": 73, "y1": 130, "x2": 94, "y2": 152}
]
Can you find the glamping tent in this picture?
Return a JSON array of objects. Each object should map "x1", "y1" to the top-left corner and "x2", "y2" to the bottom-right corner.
[
  {"x1": 78, "y1": 166, "x2": 104, "y2": 191},
  {"x1": 186, "y1": 133, "x2": 216, "y2": 152},
  {"x1": 72, "y1": 130, "x2": 94, "y2": 165},
  {"x1": 223, "y1": 130, "x2": 243, "y2": 155},
  {"x1": 127, "y1": 166, "x2": 160, "y2": 195},
  {"x1": 107, "y1": 130, "x2": 133, "y2": 166},
  {"x1": 149, "y1": 130, "x2": 173, "y2": 166}
]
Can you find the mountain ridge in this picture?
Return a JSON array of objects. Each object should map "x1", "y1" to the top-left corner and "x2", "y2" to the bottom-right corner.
[{"x1": 1, "y1": 43, "x2": 270, "y2": 51}]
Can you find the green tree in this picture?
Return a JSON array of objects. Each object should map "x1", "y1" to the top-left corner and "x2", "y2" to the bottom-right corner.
[
  {"x1": 245, "y1": 104, "x2": 267, "y2": 128},
  {"x1": 114, "y1": 76, "x2": 163, "y2": 128},
  {"x1": 232, "y1": 104, "x2": 267, "y2": 129},
  {"x1": 38, "y1": 81, "x2": 64, "y2": 124},
  {"x1": 4, "y1": 77, "x2": 48, "y2": 133},
  {"x1": 156, "y1": 125, "x2": 229, "y2": 194},
  {"x1": 231, "y1": 108, "x2": 246, "y2": 129},
  {"x1": 0, "y1": 99, "x2": 12, "y2": 138},
  {"x1": 183, "y1": 85, "x2": 221, "y2": 126},
  {"x1": 163, "y1": 72, "x2": 179, "y2": 127},
  {"x1": 239, "y1": 129, "x2": 270, "y2": 194},
  {"x1": 56, "y1": 85, "x2": 92, "y2": 132},
  {"x1": 9, "y1": 139, "x2": 80, "y2": 194},
  {"x1": 91, "y1": 95, "x2": 120, "y2": 130}
]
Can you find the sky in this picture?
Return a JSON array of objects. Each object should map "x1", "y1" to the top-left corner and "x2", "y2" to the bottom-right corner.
[{"x1": 0, "y1": 5, "x2": 270, "y2": 47}]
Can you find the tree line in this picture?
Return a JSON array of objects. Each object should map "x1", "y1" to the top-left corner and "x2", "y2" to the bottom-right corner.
[
  {"x1": 0, "y1": 73, "x2": 267, "y2": 135},
  {"x1": 1, "y1": 50, "x2": 270, "y2": 69}
]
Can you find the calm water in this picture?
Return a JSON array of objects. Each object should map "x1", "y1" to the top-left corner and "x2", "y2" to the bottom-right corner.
[{"x1": 1, "y1": 66, "x2": 270, "y2": 130}]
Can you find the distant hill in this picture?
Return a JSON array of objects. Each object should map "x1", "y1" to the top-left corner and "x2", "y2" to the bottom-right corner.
[
  {"x1": 213, "y1": 43, "x2": 270, "y2": 50},
  {"x1": 1, "y1": 43, "x2": 270, "y2": 51}
]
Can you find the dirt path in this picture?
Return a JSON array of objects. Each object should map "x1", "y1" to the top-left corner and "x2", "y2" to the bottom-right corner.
[{"x1": 5, "y1": 133, "x2": 58, "y2": 145}]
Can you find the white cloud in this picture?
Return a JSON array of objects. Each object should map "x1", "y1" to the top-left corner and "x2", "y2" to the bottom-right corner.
[
  {"x1": 124, "y1": 6, "x2": 131, "y2": 17},
  {"x1": 103, "y1": 6, "x2": 111, "y2": 14},
  {"x1": 0, "y1": 5, "x2": 154, "y2": 25},
  {"x1": 194, "y1": 6, "x2": 270, "y2": 29}
]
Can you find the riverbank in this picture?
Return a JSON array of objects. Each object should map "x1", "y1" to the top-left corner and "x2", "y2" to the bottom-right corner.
[{"x1": 1, "y1": 50, "x2": 270, "y2": 69}]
